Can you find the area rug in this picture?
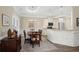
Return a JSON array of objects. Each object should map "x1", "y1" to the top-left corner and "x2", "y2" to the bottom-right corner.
[{"x1": 20, "y1": 36, "x2": 58, "y2": 52}]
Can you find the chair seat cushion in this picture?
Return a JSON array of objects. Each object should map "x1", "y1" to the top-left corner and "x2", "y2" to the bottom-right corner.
[
  {"x1": 37, "y1": 38, "x2": 39, "y2": 40},
  {"x1": 31, "y1": 38, "x2": 36, "y2": 41}
]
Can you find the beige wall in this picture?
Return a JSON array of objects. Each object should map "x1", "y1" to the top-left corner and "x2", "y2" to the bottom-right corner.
[
  {"x1": 20, "y1": 17, "x2": 44, "y2": 32},
  {"x1": 0, "y1": 6, "x2": 16, "y2": 37}
]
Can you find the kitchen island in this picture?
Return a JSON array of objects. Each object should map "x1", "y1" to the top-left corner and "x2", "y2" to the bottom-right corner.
[{"x1": 47, "y1": 29, "x2": 79, "y2": 47}]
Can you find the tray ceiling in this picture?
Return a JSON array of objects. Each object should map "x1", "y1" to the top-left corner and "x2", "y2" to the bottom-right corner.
[{"x1": 14, "y1": 6, "x2": 72, "y2": 17}]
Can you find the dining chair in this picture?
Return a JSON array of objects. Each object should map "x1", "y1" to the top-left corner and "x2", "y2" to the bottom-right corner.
[
  {"x1": 31, "y1": 34, "x2": 40, "y2": 48},
  {"x1": 23, "y1": 30, "x2": 31, "y2": 44},
  {"x1": 38, "y1": 29, "x2": 42, "y2": 41},
  {"x1": 7, "y1": 29, "x2": 12, "y2": 39}
]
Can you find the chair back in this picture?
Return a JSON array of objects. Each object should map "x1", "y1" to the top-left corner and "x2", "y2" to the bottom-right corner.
[
  {"x1": 23, "y1": 30, "x2": 26, "y2": 39},
  {"x1": 7, "y1": 29, "x2": 12, "y2": 38},
  {"x1": 18, "y1": 34, "x2": 21, "y2": 49},
  {"x1": 38, "y1": 30, "x2": 42, "y2": 41},
  {"x1": 38, "y1": 30, "x2": 42, "y2": 34}
]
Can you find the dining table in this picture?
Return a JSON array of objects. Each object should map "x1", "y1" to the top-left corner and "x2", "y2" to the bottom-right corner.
[
  {"x1": 27, "y1": 31, "x2": 41, "y2": 48},
  {"x1": 28, "y1": 31, "x2": 39, "y2": 36}
]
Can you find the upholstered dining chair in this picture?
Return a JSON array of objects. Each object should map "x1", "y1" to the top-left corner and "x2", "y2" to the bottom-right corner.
[
  {"x1": 31, "y1": 34, "x2": 40, "y2": 48},
  {"x1": 7, "y1": 29, "x2": 12, "y2": 39},
  {"x1": 38, "y1": 29, "x2": 42, "y2": 41},
  {"x1": 23, "y1": 30, "x2": 31, "y2": 44}
]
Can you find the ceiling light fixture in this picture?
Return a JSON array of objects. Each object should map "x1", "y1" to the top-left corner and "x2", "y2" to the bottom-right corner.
[{"x1": 26, "y1": 6, "x2": 40, "y2": 13}]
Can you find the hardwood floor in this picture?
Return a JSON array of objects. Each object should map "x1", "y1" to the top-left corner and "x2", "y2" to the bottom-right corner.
[
  {"x1": 20, "y1": 35, "x2": 79, "y2": 52},
  {"x1": 47, "y1": 43, "x2": 79, "y2": 52}
]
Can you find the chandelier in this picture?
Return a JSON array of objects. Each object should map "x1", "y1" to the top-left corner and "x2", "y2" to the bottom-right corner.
[{"x1": 26, "y1": 6, "x2": 40, "y2": 13}]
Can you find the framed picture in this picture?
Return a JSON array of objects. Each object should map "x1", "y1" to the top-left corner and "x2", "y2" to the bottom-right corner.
[{"x1": 2, "y1": 14, "x2": 9, "y2": 26}]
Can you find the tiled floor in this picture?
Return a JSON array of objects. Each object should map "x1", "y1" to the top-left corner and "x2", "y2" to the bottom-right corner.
[{"x1": 20, "y1": 36, "x2": 79, "y2": 52}]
